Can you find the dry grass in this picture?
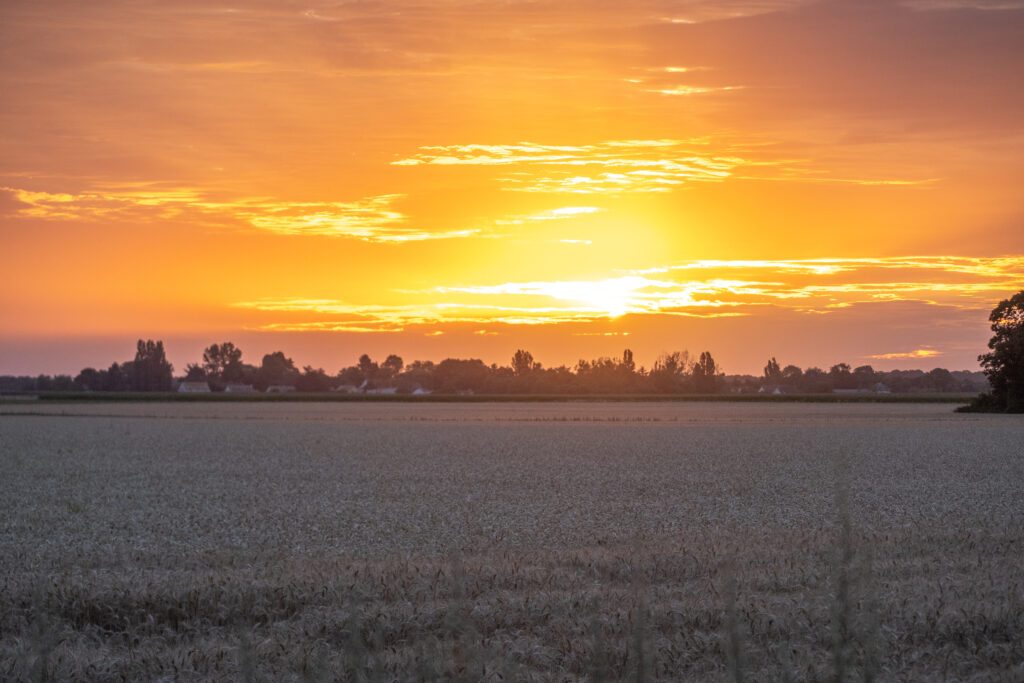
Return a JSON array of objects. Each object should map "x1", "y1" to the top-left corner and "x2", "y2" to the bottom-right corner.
[{"x1": 1, "y1": 402, "x2": 1022, "y2": 681}]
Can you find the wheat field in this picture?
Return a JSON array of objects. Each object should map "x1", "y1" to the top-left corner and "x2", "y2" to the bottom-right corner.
[{"x1": 1, "y1": 402, "x2": 1022, "y2": 681}]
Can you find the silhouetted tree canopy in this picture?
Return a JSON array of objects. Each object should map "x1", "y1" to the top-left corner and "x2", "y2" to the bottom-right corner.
[
  {"x1": 258, "y1": 351, "x2": 299, "y2": 389},
  {"x1": 202, "y1": 342, "x2": 244, "y2": 384},
  {"x1": 3, "y1": 341, "x2": 991, "y2": 397},
  {"x1": 382, "y1": 354, "x2": 404, "y2": 377},
  {"x1": 296, "y1": 366, "x2": 332, "y2": 392},
  {"x1": 512, "y1": 349, "x2": 536, "y2": 376},
  {"x1": 131, "y1": 340, "x2": 173, "y2": 391},
  {"x1": 692, "y1": 351, "x2": 722, "y2": 393},
  {"x1": 978, "y1": 290, "x2": 1024, "y2": 412}
]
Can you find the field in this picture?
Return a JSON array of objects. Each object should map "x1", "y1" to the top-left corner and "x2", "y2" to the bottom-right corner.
[{"x1": 1, "y1": 402, "x2": 1022, "y2": 681}]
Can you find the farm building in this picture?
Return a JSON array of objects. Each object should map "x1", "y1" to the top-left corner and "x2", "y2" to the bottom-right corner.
[
  {"x1": 177, "y1": 381, "x2": 210, "y2": 393},
  {"x1": 224, "y1": 384, "x2": 256, "y2": 394}
]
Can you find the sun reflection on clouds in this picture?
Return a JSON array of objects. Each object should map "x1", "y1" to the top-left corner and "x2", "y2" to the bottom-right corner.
[{"x1": 234, "y1": 256, "x2": 1024, "y2": 333}]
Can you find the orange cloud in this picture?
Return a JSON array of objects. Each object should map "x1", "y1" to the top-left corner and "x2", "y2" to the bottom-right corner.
[
  {"x1": 1, "y1": 187, "x2": 479, "y2": 243},
  {"x1": 868, "y1": 348, "x2": 943, "y2": 360},
  {"x1": 233, "y1": 256, "x2": 1024, "y2": 332}
]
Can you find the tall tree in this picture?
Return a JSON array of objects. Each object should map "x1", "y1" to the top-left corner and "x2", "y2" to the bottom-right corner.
[
  {"x1": 692, "y1": 351, "x2": 722, "y2": 393},
  {"x1": 132, "y1": 339, "x2": 173, "y2": 391},
  {"x1": 622, "y1": 349, "x2": 636, "y2": 373},
  {"x1": 763, "y1": 357, "x2": 782, "y2": 382},
  {"x1": 979, "y1": 290, "x2": 1024, "y2": 412},
  {"x1": 202, "y1": 342, "x2": 243, "y2": 383},
  {"x1": 511, "y1": 349, "x2": 536, "y2": 376}
]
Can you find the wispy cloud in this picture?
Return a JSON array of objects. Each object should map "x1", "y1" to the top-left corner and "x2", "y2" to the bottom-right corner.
[
  {"x1": 2, "y1": 187, "x2": 478, "y2": 243},
  {"x1": 649, "y1": 85, "x2": 744, "y2": 96},
  {"x1": 868, "y1": 348, "x2": 943, "y2": 360},
  {"x1": 394, "y1": 140, "x2": 747, "y2": 194},
  {"x1": 495, "y1": 206, "x2": 603, "y2": 225},
  {"x1": 234, "y1": 256, "x2": 1024, "y2": 332}
]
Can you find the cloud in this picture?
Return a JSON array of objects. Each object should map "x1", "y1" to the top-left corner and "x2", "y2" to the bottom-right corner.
[
  {"x1": 648, "y1": 85, "x2": 744, "y2": 96},
  {"x1": 394, "y1": 140, "x2": 749, "y2": 194},
  {"x1": 868, "y1": 348, "x2": 943, "y2": 360},
  {"x1": 495, "y1": 206, "x2": 603, "y2": 225},
  {"x1": 1, "y1": 186, "x2": 478, "y2": 243},
  {"x1": 234, "y1": 256, "x2": 1024, "y2": 332}
]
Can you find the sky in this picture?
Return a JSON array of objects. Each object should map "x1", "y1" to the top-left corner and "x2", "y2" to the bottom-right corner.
[{"x1": 2, "y1": 0, "x2": 1024, "y2": 375}]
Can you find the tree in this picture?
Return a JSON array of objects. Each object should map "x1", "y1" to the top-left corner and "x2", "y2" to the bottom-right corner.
[
  {"x1": 829, "y1": 362, "x2": 854, "y2": 390},
  {"x1": 74, "y1": 367, "x2": 105, "y2": 391},
  {"x1": 358, "y1": 354, "x2": 379, "y2": 379},
  {"x1": 978, "y1": 290, "x2": 1024, "y2": 412},
  {"x1": 853, "y1": 365, "x2": 876, "y2": 389},
  {"x1": 337, "y1": 366, "x2": 364, "y2": 387},
  {"x1": 692, "y1": 351, "x2": 722, "y2": 393},
  {"x1": 650, "y1": 351, "x2": 690, "y2": 393},
  {"x1": 763, "y1": 357, "x2": 782, "y2": 382},
  {"x1": 258, "y1": 351, "x2": 299, "y2": 389},
  {"x1": 184, "y1": 363, "x2": 207, "y2": 381},
  {"x1": 132, "y1": 340, "x2": 173, "y2": 391},
  {"x1": 622, "y1": 349, "x2": 636, "y2": 373},
  {"x1": 433, "y1": 358, "x2": 491, "y2": 393},
  {"x1": 512, "y1": 349, "x2": 536, "y2": 376},
  {"x1": 781, "y1": 364, "x2": 804, "y2": 386},
  {"x1": 296, "y1": 366, "x2": 332, "y2": 392},
  {"x1": 104, "y1": 362, "x2": 128, "y2": 391},
  {"x1": 382, "y1": 354, "x2": 404, "y2": 378},
  {"x1": 202, "y1": 342, "x2": 244, "y2": 384}
]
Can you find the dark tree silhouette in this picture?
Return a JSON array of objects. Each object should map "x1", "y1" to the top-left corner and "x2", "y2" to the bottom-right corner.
[
  {"x1": 258, "y1": 351, "x2": 299, "y2": 389},
  {"x1": 622, "y1": 349, "x2": 636, "y2": 373},
  {"x1": 978, "y1": 290, "x2": 1024, "y2": 412},
  {"x1": 511, "y1": 349, "x2": 536, "y2": 376},
  {"x1": 184, "y1": 363, "x2": 207, "y2": 381},
  {"x1": 132, "y1": 340, "x2": 173, "y2": 391},
  {"x1": 692, "y1": 351, "x2": 722, "y2": 393},
  {"x1": 74, "y1": 367, "x2": 104, "y2": 391},
  {"x1": 781, "y1": 364, "x2": 803, "y2": 385},
  {"x1": 650, "y1": 351, "x2": 689, "y2": 393},
  {"x1": 296, "y1": 366, "x2": 332, "y2": 392},
  {"x1": 763, "y1": 357, "x2": 782, "y2": 382},
  {"x1": 202, "y1": 342, "x2": 244, "y2": 384},
  {"x1": 382, "y1": 354, "x2": 404, "y2": 378},
  {"x1": 358, "y1": 354, "x2": 379, "y2": 378}
]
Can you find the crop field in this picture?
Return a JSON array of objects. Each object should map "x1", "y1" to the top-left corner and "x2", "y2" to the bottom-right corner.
[{"x1": 1, "y1": 402, "x2": 1023, "y2": 681}]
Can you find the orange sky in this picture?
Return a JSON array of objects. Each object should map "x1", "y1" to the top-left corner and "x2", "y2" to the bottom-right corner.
[{"x1": 2, "y1": 0, "x2": 1024, "y2": 375}]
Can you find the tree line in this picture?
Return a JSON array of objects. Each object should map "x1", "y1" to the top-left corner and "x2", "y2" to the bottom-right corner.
[{"x1": 0, "y1": 341, "x2": 988, "y2": 396}]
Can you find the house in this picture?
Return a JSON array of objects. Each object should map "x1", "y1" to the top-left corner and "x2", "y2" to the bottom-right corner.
[
  {"x1": 265, "y1": 385, "x2": 295, "y2": 394},
  {"x1": 224, "y1": 384, "x2": 256, "y2": 394},
  {"x1": 177, "y1": 380, "x2": 211, "y2": 393},
  {"x1": 412, "y1": 387, "x2": 433, "y2": 396},
  {"x1": 333, "y1": 384, "x2": 361, "y2": 394},
  {"x1": 364, "y1": 386, "x2": 398, "y2": 395},
  {"x1": 874, "y1": 382, "x2": 892, "y2": 394}
]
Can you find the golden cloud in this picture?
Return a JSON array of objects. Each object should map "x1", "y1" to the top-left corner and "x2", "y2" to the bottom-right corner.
[
  {"x1": 234, "y1": 256, "x2": 1024, "y2": 332},
  {"x1": 2, "y1": 187, "x2": 478, "y2": 243},
  {"x1": 393, "y1": 140, "x2": 745, "y2": 193}
]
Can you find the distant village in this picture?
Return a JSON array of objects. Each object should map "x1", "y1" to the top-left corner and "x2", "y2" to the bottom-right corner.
[{"x1": 0, "y1": 340, "x2": 989, "y2": 396}]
